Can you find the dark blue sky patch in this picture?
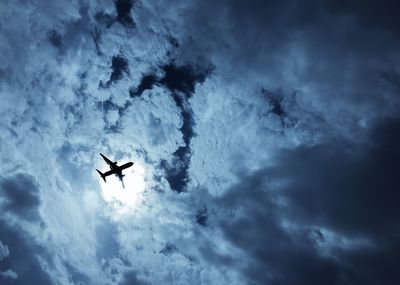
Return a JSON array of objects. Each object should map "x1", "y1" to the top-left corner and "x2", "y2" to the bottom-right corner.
[
  {"x1": 177, "y1": 104, "x2": 195, "y2": 145},
  {"x1": 159, "y1": 63, "x2": 212, "y2": 95},
  {"x1": 109, "y1": 55, "x2": 129, "y2": 87},
  {"x1": 114, "y1": 0, "x2": 136, "y2": 28},
  {"x1": 162, "y1": 126, "x2": 191, "y2": 192},
  {"x1": 129, "y1": 74, "x2": 158, "y2": 98},
  {"x1": 130, "y1": 63, "x2": 213, "y2": 98},
  {"x1": 111, "y1": 56, "x2": 129, "y2": 82},
  {"x1": 94, "y1": 0, "x2": 136, "y2": 30},
  {"x1": 162, "y1": 139, "x2": 193, "y2": 192},
  {"x1": 100, "y1": 55, "x2": 129, "y2": 88},
  {"x1": 160, "y1": 153, "x2": 189, "y2": 193}
]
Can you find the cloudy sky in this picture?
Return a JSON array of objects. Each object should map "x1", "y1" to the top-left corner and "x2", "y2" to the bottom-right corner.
[{"x1": 1, "y1": 0, "x2": 400, "y2": 284}]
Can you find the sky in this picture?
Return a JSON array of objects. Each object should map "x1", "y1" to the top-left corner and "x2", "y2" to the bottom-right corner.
[{"x1": 1, "y1": 0, "x2": 400, "y2": 284}]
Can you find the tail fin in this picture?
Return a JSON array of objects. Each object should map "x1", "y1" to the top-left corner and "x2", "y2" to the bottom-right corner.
[{"x1": 96, "y1": 169, "x2": 106, "y2": 182}]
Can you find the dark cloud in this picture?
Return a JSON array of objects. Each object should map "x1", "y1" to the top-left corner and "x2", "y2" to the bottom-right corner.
[
  {"x1": 277, "y1": 117, "x2": 400, "y2": 239},
  {"x1": 185, "y1": 0, "x2": 400, "y2": 58},
  {"x1": 0, "y1": 220, "x2": 52, "y2": 285},
  {"x1": 212, "y1": 117, "x2": 400, "y2": 285},
  {"x1": 178, "y1": 0, "x2": 400, "y2": 120},
  {"x1": 0, "y1": 174, "x2": 53, "y2": 284},
  {"x1": 0, "y1": 174, "x2": 41, "y2": 222},
  {"x1": 324, "y1": 0, "x2": 400, "y2": 35},
  {"x1": 214, "y1": 168, "x2": 339, "y2": 285},
  {"x1": 381, "y1": 70, "x2": 400, "y2": 91}
]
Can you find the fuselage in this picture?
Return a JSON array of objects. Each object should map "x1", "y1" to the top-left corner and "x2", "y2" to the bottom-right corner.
[{"x1": 110, "y1": 162, "x2": 134, "y2": 180}]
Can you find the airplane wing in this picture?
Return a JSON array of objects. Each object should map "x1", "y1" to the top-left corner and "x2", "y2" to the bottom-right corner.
[
  {"x1": 118, "y1": 162, "x2": 134, "y2": 171},
  {"x1": 100, "y1": 153, "x2": 115, "y2": 166}
]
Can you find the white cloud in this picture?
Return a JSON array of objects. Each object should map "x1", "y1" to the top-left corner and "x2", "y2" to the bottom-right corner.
[
  {"x1": 0, "y1": 240, "x2": 9, "y2": 260},
  {"x1": 1, "y1": 269, "x2": 18, "y2": 280}
]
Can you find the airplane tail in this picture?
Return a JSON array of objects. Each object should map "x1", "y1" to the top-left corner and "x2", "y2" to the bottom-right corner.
[{"x1": 96, "y1": 169, "x2": 106, "y2": 182}]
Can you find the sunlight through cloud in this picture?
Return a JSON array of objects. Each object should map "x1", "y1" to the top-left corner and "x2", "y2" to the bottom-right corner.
[{"x1": 100, "y1": 162, "x2": 146, "y2": 212}]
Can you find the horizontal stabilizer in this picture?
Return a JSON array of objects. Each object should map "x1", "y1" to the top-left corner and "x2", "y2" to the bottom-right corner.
[{"x1": 96, "y1": 169, "x2": 106, "y2": 182}]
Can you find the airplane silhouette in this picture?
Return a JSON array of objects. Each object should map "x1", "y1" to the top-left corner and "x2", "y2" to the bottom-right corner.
[{"x1": 96, "y1": 153, "x2": 133, "y2": 188}]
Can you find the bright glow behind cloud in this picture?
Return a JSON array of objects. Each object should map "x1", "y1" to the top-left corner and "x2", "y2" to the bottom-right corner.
[{"x1": 100, "y1": 162, "x2": 146, "y2": 211}]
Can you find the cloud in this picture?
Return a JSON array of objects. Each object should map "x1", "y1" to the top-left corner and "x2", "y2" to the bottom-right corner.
[
  {"x1": 207, "y1": 117, "x2": 400, "y2": 285},
  {"x1": 1, "y1": 0, "x2": 400, "y2": 284},
  {"x1": 0, "y1": 240, "x2": 9, "y2": 260},
  {"x1": 175, "y1": 0, "x2": 400, "y2": 134},
  {"x1": 119, "y1": 270, "x2": 149, "y2": 285},
  {"x1": 0, "y1": 174, "x2": 41, "y2": 221},
  {"x1": 1, "y1": 270, "x2": 18, "y2": 280},
  {"x1": 276, "y1": 120, "x2": 400, "y2": 239},
  {"x1": 0, "y1": 219, "x2": 52, "y2": 285}
]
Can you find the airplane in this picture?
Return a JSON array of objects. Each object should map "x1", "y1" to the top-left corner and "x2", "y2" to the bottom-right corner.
[{"x1": 96, "y1": 153, "x2": 133, "y2": 188}]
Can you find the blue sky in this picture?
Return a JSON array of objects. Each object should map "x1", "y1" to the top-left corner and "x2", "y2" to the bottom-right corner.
[{"x1": 1, "y1": 1, "x2": 400, "y2": 284}]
